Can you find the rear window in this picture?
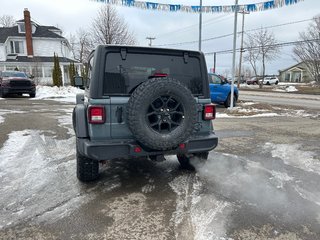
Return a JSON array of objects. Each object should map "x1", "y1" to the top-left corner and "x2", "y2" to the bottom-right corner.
[{"x1": 104, "y1": 52, "x2": 203, "y2": 95}]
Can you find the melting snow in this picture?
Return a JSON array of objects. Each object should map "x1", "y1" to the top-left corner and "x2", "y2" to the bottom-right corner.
[
  {"x1": 285, "y1": 86, "x2": 298, "y2": 92},
  {"x1": 0, "y1": 129, "x2": 92, "y2": 228},
  {"x1": 264, "y1": 143, "x2": 320, "y2": 174},
  {"x1": 33, "y1": 85, "x2": 84, "y2": 103},
  {"x1": 169, "y1": 174, "x2": 231, "y2": 240},
  {"x1": 0, "y1": 110, "x2": 26, "y2": 124},
  {"x1": 217, "y1": 112, "x2": 280, "y2": 118}
]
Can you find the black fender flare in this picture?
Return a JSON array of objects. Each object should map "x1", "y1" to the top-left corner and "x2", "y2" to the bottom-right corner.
[{"x1": 73, "y1": 94, "x2": 89, "y2": 138}]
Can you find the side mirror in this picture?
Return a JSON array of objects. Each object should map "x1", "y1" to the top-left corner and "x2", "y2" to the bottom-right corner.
[
  {"x1": 74, "y1": 76, "x2": 84, "y2": 88},
  {"x1": 221, "y1": 79, "x2": 227, "y2": 85}
]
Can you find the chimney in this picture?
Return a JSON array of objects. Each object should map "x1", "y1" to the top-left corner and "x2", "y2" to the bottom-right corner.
[{"x1": 24, "y1": 8, "x2": 34, "y2": 57}]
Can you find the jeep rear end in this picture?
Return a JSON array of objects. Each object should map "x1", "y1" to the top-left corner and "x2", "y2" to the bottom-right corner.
[{"x1": 73, "y1": 45, "x2": 218, "y2": 182}]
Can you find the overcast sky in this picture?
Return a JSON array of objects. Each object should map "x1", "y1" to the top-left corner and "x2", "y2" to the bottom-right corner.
[{"x1": 1, "y1": 0, "x2": 319, "y2": 75}]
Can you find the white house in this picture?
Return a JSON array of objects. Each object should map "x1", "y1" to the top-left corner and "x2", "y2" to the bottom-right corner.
[
  {"x1": 278, "y1": 62, "x2": 313, "y2": 83},
  {"x1": 0, "y1": 8, "x2": 80, "y2": 85}
]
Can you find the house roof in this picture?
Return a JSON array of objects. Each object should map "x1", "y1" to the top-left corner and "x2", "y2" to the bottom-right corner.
[
  {"x1": 0, "y1": 56, "x2": 79, "y2": 63},
  {"x1": 279, "y1": 62, "x2": 306, "y2": 73},
  {"x1": 0, "y1": 24, "x2": 64, "y2": 43},
  {"x1": 287, "y1": 66, "x2": 305, "y2": 72}
]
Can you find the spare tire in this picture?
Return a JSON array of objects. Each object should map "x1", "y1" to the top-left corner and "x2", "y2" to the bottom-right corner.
[{"x1": 127, "y1": 77, "x2": 198, "y2": 150}]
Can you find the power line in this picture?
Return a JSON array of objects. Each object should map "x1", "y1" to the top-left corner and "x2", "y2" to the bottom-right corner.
[
  {"x1": 204, "y1": 38, "x2": 320, "y2": 55},
  {"x1": 156, "y1": 14, "x2": 233, "y2": 40},
  {"x1": 156, "y1": 17, "x2": 316, "y2": 47},
  {"x1": 246, "y1": 18, "x2": 313, "y2": 34}
]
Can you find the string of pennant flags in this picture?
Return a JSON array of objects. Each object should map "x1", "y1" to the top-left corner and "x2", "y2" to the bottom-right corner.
[{"x1": 90, "y1": 0, "x2": 303, "y2": 13}]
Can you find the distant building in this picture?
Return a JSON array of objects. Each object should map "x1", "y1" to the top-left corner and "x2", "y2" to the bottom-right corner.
[
  {"x1": 0, "y1": 8, "x2": 80, "y2": 85},
  {"x1": 279, "y1": 62, "x2": 313, "y2": 83}
]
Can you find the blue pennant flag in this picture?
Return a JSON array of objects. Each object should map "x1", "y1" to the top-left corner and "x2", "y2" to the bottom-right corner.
[
  {"x1": 169, "y1": 4, "x2": 181, "y2": 12},
  {"x1": 146, "y1": 2, "x2": 158, "y2": 9},
  {"x1": 191, "y1": 6, "x2": 201, "y2": 12},
  {"x1": 285, "y1": 0, "x2": 298, "y2": 5},
  {"x1": 211, "y1": 6, "x2": 222, "y2": 12},
  {"x1": 123, "y1": 0, "x2": 135, "y2": 6},
  {"x1": 264, "y1": 0, "x2": 275, "y2": 9},
  {"x1": 246, "y1": 4, "x2": 257, "y2": 12}
]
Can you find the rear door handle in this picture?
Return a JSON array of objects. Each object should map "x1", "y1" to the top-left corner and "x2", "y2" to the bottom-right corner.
[{"x1": 116, "y1": 107, "x2": 123, "y2": 123}]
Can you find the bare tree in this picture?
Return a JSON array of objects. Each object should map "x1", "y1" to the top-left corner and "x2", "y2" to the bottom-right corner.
[
  {"x1": 91, "y1": 4, "x2": 136, "y2": 45},
  {"x1": 68, "y1": 28, "x2": 94, "y2": 63},
  {"x1": 293, "y1": 16, "x2": 320, "y2": 83},
  {"x1": 68, "y1": 33, "x2": 77, "y2": 60},
  {"x1": 244, "y1": 34, "x2": 260, "y2": 79},
  {"x1": 244, "y1": 28, "x2": 280, "y2": 87},
  {"x1": 223, "y1": 69, "x2": 231, "y2": 79},
  {"x1": 0, "y1": 15, "x2": 15, "y2": 27},
  {"x1": 76, "y1": 28, "x2": 94, "y2": 63}
]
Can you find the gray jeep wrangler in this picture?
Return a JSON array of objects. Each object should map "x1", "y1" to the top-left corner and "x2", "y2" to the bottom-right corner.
[{"x1": 73, "y1": 45, "x2": 218, "y2": 182}]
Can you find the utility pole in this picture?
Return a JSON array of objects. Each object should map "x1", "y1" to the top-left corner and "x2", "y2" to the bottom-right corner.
[
  {"x1": 213, "y1": 52, "x2": 216, "y2": 73},
  {"x1": 199, "y1": 0, "x2": 203, "y2": 51},
  {"x1": 230, "y1": 0, "x2": 239, "y2": 109},
  {"x1": 237, "y1": 10, "x2": 250, "y2": 88},
  {"x1": 146, "y1": 37, "x2": 156, "y2": 46}
]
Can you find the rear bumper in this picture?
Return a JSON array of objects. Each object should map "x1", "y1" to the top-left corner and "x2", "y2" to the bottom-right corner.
[{"x1": 77, "y1": 132, "x2": 218, "y2": 161}]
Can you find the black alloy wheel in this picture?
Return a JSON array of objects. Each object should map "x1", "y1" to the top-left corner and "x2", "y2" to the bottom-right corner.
[{"x1": 147, "y1": 95, "x2": 184, "y2": 133}]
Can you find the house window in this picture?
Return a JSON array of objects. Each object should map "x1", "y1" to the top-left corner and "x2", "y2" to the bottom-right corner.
[
  {"x1": 5, "y1": 65, "x2": 18, "y2": 71},
  {"x1": 9, "y1": 41, "x2": 24, "y2": 54},
  {"x1": 32, "y1": 66, "x2": 43, "y2": 78},
  {"x1": 44, "y1": 67, "x2": 52, "y2": 78},
  {"x1": 18, "y1": 66, "x2": 30, "y2": 74},
  {"x1": 18, "y1": 23, "x2": 26, "y2": 33}
]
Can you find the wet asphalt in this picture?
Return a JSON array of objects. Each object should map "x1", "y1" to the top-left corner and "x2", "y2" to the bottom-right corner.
[{"x1": 0, "y1": 97, "x2": 320, "y2": 240}]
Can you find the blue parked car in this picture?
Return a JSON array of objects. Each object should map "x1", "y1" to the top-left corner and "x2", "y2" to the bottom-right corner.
[{"x1": 208, "y1": 73, "x2": 239, "y2": 108}]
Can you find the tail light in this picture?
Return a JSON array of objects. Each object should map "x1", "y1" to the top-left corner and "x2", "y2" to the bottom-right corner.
[
  {"x1": 88, "y1": 106, "x2": 105, "y2": 124},
  {"x1": 153, "y1": 73, "x2": 167, "y2": 77},
  {"x1": 134, "y1": 146, "x2": 142, "y2": 153},
  {"x1": 203, "y1": 104, "x2": 216, "y2": 120},
  {"x1": 148, "y1": 73, "x2": 168, "y2": 79}
]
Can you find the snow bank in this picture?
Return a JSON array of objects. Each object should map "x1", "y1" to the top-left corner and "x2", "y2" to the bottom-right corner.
[
  {"x1": 33, "y1": 86, "x2": 84, "y2": 103},
  {"x1": 278, "y1": 82, "x2": 305, "y2": 86},
  {"x1": 272, "y1": 85, "x2": 298, "y2": 93},
  {"x1": 217, "y1": 112, "x2": 279, "y2": 118},
  {"x1": 285, "y1": 86, "x2": 298, "y2": 92}
]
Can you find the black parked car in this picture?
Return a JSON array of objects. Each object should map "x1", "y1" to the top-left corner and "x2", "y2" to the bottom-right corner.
[{"x1": 0, "y1": 71, "x2": 36, "y2": 98}]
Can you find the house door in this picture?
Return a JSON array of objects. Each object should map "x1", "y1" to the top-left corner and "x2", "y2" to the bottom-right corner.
[{"x1": 292, "y1": 72, "x2": 301, "y2": 82}]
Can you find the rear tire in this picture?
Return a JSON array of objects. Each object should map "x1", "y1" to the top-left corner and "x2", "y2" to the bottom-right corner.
[
  {"x1": 0, "y1": 90, "x2": 5, "y2": 98},
  {"x1": 177, "y1": 152, "x2": 208, "y2": 170},
  {"x1": 77, "y1": 151, "x2": 99, "y2": 182},
  {"x1": 30, "y1": 92, "x2": 36, "y2": 98}
]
